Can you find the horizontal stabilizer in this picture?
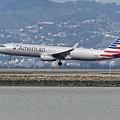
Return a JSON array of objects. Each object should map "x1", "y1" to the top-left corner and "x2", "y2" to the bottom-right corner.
[{"x1": 113, "y1": 54, "x2": 120, "y2": 58}]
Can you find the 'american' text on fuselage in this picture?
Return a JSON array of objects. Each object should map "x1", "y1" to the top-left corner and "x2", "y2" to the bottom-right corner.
[{"x1": 18, "y1": 46, "x2": 45, "y2": 52}]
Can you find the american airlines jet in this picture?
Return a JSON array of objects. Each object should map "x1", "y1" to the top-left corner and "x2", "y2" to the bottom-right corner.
[{"x1": 0, "y1": 36, "x2": 120, "y2": 66}]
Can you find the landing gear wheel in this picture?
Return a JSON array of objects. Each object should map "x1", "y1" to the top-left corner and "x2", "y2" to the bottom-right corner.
[
  {"x1": 8, "y1": 55, "x2": 12, "y2": 62},
  {"x1": 58, "y1": 62, "x2": 62, "y2": 66}
]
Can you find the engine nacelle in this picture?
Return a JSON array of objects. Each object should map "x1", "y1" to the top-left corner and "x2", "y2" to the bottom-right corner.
[{"x1": 40, "y1": 54, "x2": 56, "y2": 61}]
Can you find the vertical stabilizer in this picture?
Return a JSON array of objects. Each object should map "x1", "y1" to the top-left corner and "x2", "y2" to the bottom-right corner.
[
  {"x1": 100, "y1": 36, "x2": 120, "y2": 58},
  {"x1": 107, "y1": 36, "x2": 120, "y2": 49}
]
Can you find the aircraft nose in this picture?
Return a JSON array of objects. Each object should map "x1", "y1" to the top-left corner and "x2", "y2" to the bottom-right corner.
[
  {"x1": 0, "y1": 44, "x2": 6, "y2": 53},
  {"x1": 0, "y1": 44, "x2": 5, "y2": 47}
]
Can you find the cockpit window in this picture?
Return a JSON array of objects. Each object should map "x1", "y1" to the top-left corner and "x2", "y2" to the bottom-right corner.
[{"x1": 0, "y1": 44, "x2": 5, "y2": 47}]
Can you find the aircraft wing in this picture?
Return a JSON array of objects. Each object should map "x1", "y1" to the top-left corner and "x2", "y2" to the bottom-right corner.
[{"x1": 52, "y1": 43, "x2": 78, "y2": 59}]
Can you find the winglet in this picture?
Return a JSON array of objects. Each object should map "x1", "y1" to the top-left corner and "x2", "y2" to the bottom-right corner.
[{"x1": 72, "y1": 43, "x2": 78, "y2": 49}]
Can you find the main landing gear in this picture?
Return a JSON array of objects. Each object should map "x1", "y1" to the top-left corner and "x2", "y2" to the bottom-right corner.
[{"x1": 58, "y1": 61, "x2": 62, "y2": 66}]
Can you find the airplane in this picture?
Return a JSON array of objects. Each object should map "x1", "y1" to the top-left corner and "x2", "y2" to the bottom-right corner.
[{"x1": 0, "y1": 36, "x2": 120, "y2": 66}]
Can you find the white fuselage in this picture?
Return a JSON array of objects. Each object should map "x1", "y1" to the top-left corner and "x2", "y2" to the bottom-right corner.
[{"x1": 0, "y1": 43, "x2": 111, "y2": 61}]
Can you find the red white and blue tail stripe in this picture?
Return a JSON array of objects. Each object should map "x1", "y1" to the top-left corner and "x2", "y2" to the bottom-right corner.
[{"x1": 100, "y1": 36, "x2": 120, "y2": 58}]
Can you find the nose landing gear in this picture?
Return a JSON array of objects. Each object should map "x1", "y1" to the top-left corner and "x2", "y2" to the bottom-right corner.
[{"x1": 8, "y1": 55, "x2": 12, "y2": 62}]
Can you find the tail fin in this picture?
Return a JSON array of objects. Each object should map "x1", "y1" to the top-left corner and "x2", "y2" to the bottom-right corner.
[
  {"x1": 107, "y1": 36, "x2": 120, "y2": 49},
  {"x1": 101, "y1": 36, "x2": 120, "y2": 58}
]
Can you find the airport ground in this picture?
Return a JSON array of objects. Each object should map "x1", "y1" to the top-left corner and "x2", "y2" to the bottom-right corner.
[
  {"x1": 0, "y1": 69, "x2": 120, "y2": 75},
  {"x1": 0, "y1": 69, "x2": 120, "y2": 86}
]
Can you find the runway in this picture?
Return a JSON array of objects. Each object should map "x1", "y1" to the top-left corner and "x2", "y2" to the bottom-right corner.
[
  {"x1": 0, "y1": 69, "x2": 120, "y2": 86},
  {"x1": 0, "y1": 69, "x2": 120, "y2": 75}
]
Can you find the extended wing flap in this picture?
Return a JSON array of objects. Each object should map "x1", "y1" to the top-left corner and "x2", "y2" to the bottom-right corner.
[{"x1": 52, "y1": 43, "x2": 78, "y2": 59}]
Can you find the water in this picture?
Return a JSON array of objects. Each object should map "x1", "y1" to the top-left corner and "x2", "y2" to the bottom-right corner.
[{"x1": 0, "y1": 87, "x2": 120, "y2": 120}]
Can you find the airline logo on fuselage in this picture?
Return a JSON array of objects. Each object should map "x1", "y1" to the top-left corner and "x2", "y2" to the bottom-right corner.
[{"x1": 18, "y1": 45, "x2": 45, "y2": 52}]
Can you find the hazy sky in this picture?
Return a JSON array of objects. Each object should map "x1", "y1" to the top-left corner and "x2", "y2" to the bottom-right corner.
[{"x1": 52, "y1": 0, "x2": 120, "y2": 4}]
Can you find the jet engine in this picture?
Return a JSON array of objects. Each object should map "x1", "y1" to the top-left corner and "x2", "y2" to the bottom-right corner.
[{"x1": 40, "y1": 54, "x2": 56, "y2": 61}]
